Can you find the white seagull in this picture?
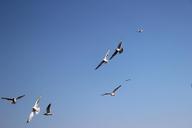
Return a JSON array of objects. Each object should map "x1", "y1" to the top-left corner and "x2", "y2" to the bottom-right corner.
[
  {"x1": 137, "y1": 27, "x2": 144, "y2": 33},
  {"x1": 27, "y1": 97, "x2": 41, "y2": 123},
  {"x1": 1, "y1": 95, "x2": 25, "y2": 104},
  {"x1": 109, "y1": 41, "x2": 123, "y2": 60},
  {"x1": 44, "y1": 103, "x2": 53, "y2": 116},
  {"x1": 102, "y1": 85, "x2": 122, "y2": 96},
  {"x1": 95, "y1": 49, "x2": 110, "y2": 70}
]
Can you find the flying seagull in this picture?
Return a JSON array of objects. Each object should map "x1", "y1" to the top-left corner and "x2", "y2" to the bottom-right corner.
[
  {"x1": 1, "y1": 95, "x2": 25, "y2": 104},
  {"x1": 109, "y1": 41, "x2": 123, "y2": 60},
  {"x1": 27, "y1": 97, "x2": 41, "y2": 123},
  {"x1": 95, "y1": 49, "x2": 110, "y2": 70},
  {"x1": 44, "y1": 103, "x2": 53, "y2": 116},
  {"x1": 125, "y1": 79, "x2": 131, "y2": 81},
  {"x1": 102, "y1": 85, "x2": 122, "y2": 96},
  {"x1": 137, "y1": 27, "x2": 144, "y2": 33}
]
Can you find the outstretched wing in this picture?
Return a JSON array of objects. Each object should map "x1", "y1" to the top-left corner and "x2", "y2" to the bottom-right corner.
[
  {"x1": 1, "y1": 97, "x2": 12, "y2": 101},
  {"x1": 112, "y1": 85, "x2": 122, "y2": 93},
  {"x1": 46, "y1": 104, "x2": 51, "y2": 113},
  {"x1": 34, "y1": 96, "x2": 41, "y2": 108},
  {"x1": 117, "y1": 41, "x2": 122, "y2": 49},
  {"x1": 27, "y1": 112, "x2": 34, "y2": 123},
  {"x1": 95, "y1": 60, "x2": 104, "y2": 70},
  {"x1": 109, "y1": 50, "x2": 118, "y2": 60},
  {"x1": 101, "y1": 93, "x2": 111, "y2": 96},
  {"x1": 16, "y1": 95, "x2": 25, "y2": 100}
]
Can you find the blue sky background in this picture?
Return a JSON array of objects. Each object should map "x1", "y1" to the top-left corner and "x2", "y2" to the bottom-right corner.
[{"x1": 0, "y1": 0, "x2": 192, "y2": 128}]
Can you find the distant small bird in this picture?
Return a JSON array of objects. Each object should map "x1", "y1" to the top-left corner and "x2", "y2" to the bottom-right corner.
[
  {"x1": 109, "y1": 41, "x2": 123, "y2": 60},
  {"x1": 137, "y1": 28, "x2": 144, "y2": 33},
  {"x1": 102, "y1": 85, "x2": 122, "y2": 96},
  {"x1": 1, "y1": 95, "x2": 25, "y2": 104},
  {"x1": 125, "y1": 79, "x2": 131, "y2": 82},
  {"x1": 95, "y1": 49, "x2": 110, "y2": 70},
  {"x1": 44, "y1": 103, "x2": 53, "y2": 116},
  {"x1": 27, "y1": 97, "x2": 41, "y2": 123}
]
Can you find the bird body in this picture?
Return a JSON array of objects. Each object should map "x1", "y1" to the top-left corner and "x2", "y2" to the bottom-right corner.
[{"x1": 111, "y1": 92, "x2": 115, "y2": 96}]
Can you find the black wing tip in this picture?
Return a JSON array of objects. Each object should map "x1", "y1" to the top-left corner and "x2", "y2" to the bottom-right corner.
[
  {"x1": 1, "y1": 97, "x2": 9, "y2": 99},
  {"x1": 20, "y1": 94, "x2": 26, "y2": 97},
  {"x1": 101, "y1": 93, "x2": 107, "y2": 96},
  {"x1": 117, "y1": 85, "x2": 122, "y2": 88},
  {"x1": 26, "y1": 120, "x2": 30, "y2": 123}
]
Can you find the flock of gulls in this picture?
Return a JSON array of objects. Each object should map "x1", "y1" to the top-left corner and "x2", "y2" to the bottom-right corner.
[
  {"x1": 95, "y1": 28, "x2": 144, "y2": 95},
  {"x1": 1, "y1": 95, "x2": 52, "y2": 123},
  {"x1": 95, "y1": 27, "x2": 144, "y2": 70},
  {"x1": 1, "y1": 27, "x2": 144, "y2": 125}
]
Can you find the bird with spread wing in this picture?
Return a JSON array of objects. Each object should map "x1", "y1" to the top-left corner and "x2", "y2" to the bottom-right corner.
[
  {"x1": 44, "y1": 103, "x2": 53, "y2": 116},
  {"x1": 102, "y1": 85, "x2": 122, "y2": 96},
  {"x1": 1, "y1": 95, "x2": 25, "y2": 104},
  {"x1": 110, "y1": 41, "x2": 123, "y2": 60},
  {"x1": 27, "y1": 96, "x2": 41, "y2": 123},
  {"x1": 95, "y1": 49, "x2": 110, "y2": 70}
]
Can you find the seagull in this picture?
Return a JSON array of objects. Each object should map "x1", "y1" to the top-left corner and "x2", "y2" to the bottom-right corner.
[
  {"x1": 137, "y1": 28, "x2": 144, "y2": 33},
  {"x1": 125, "y1": 79, "x2": 131, "y2": 82},
  {"x1": 44, "y1": 103, "x2": 53, "y2": 116},
  {"x1": 95, "y1": 49, "x2": 110, "y2": 70},
  {"x1": 109, "y1": 41, "x2": 123, "y2": 60},
  {"x1": 27, "y1": 97, "x2": 41, "y2": 123},
  {"x1": 102, "y1": 85, "x2": 122, "y2": 96},
  {"x1": 1, "y1": 95, "x2": 25, "y2": 104}
]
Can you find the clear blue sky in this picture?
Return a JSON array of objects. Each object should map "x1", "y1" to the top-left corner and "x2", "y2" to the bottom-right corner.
[{"x1": 0, "y1": 0, "x2": 192, "y2": 128}]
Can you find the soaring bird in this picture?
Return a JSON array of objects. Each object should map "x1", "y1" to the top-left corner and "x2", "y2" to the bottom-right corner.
[
  {"x1": 27, "y1": 97, "x2": 41, "y2": 123},
  {"x1": 137, "y1": 28, "x2": 144, "y2": 33},
  {"x1": 95, "y1": 49, "x2": 110, "y2": 70},
  {"x1": 102, "y1": 85, "x2": 122, "y2": 96},
  {"x1": 43, "y1": 103, "x2": 53, "y2": 116},
  {"x1": 1, "y1": 95, "x2": 25, "y2": 104},
  {"x1": 109, "y1": 41, "x2": 123, "y2": 60}
]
